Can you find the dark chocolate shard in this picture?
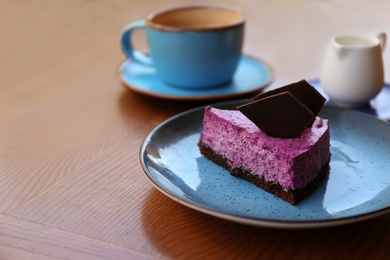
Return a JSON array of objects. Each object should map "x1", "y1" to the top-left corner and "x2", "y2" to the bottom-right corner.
[
  {"x1": 237, "y1": 80, "x2": 325, "y2": 138},
  {"x1": 238, "y1": 92, "x2": 315, "y2": 138},
  {"x1": 253, "y1": 80, "x2": 325, "y2": 116}
]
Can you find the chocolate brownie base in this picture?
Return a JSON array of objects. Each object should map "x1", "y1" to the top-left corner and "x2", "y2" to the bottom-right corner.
[{"x1": 198, "y1": 141, "x2": 330, "y2": 205}]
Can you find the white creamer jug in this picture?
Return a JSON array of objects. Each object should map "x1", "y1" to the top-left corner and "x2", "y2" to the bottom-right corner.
[{"x1": 320, "y1": 33, "x2": 386, "y2": 108}]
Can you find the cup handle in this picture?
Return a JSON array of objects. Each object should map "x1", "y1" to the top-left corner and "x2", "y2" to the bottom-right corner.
[
  {"x1": 378, "y1": 32, "x2": 386, "y2": 52},
  {"x1": 120, "y1": 20, "x2": 152, "y2": 65}
]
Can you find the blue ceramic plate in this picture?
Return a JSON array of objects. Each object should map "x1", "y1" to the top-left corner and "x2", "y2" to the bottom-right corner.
[
  {"x1": 140, "y1": 100, "x2": 390, "y2": 229},
  {"x1": 117, "y1": 55, "x2": 273, "y2": 101},
  {"x1": 310, "y1": 80, "x2": 390, "y2": 121}
]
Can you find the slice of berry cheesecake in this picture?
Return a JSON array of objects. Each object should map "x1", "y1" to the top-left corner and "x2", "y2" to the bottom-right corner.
[{"x1": 198, "y1": 80, "x2": 330, "y2": 205}]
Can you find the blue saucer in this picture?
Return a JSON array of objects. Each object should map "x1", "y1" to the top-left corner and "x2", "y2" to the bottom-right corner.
[
  {"x1": 117, "y1": 55, "x2": 273, "y2": 101},
  {"x1": 310, "y1": 80, "x2": 390, "y2": 121}
]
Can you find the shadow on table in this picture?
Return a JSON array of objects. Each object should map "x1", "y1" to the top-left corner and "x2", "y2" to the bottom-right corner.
[
  {"x1": 141, "y1": 188, "x2": 390, "y2": 259},
  {"x1": 117, "y1": 89, "x2": 194, "y2": 119},
  {"x1": 117, "y1": 87, "x2": 258, "y2": 120}
]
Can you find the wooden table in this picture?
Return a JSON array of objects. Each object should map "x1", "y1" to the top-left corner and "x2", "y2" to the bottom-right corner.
[{"x1": 1, "y1": 0, "x2": 390, "y2": 259}]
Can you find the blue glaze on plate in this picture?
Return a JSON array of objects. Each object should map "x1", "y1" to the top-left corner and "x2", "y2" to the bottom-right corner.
[
  {"x1": 140, "y1": 100, "x2": 390, "y2": 228},
  {"x1": 117, "y1": 55, "x2": 273, "y2": 101},
  {"x1": 310, "y1": 80, "x2": 390, "y2": 121}
]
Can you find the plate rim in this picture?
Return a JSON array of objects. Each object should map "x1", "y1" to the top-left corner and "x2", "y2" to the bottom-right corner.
[
  {"x1": 139, "y1": 99, "x2": 390, "y2": 229},
  {"x1": 117, "y1": 55, "x2": 274, "y2": 101}
]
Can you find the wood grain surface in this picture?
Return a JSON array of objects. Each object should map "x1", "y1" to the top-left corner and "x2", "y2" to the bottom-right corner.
[{"x1": 1, "y1": 0, "x2": 390, "y2": 259}]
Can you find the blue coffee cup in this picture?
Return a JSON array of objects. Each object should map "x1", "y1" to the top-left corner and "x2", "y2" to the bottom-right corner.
[{"x1": 120, "y1": 6, "x2": 245, "y2": 89}]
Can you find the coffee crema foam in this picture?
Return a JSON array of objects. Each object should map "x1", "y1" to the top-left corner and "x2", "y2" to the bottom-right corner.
[{"x1": 148, "y1": 7, "x2": 244, "y2": 30}]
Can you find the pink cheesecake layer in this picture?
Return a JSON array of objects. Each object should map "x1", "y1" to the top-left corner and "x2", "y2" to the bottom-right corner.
[{"x1": 199, "y1": 106, "x2": 330, "y2": 190}]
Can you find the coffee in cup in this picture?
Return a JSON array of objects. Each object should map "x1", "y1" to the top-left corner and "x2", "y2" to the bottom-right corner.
[{"x1": 120, "y1": 6, "x2": 245, "y2": 88}]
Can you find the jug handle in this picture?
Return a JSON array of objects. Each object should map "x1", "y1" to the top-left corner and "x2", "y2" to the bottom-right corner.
[{"x1": 378, "y1": 32, "x2": 386, "y2": 52}]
